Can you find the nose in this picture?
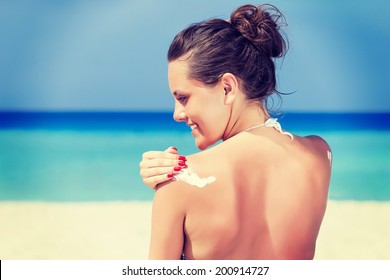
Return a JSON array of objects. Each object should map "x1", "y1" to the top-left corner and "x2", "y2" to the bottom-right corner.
[{"x1": 173, "y1": 103, "x2": 187, "y2": 123}]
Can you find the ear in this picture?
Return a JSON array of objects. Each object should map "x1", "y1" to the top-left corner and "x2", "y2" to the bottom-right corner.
[{"x1": 220, "y1": 73, "x2": 239, "y2": 105}]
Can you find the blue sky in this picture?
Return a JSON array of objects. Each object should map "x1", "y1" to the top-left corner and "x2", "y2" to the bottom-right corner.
[{"x1": 0, "y1": 0, "x2": 389, "y2": 112}]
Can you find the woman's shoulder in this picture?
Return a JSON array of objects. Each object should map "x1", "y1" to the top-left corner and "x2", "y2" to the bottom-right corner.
[
  {"x1": 187, "y1": 132, "x2": 279, "y2": 167},
  {"x1": 188, "y1": 132, "x2": 331, "y2": 162},
  {"x1": 289, "y1": 135, "x2": 332, "y2": 181},
  {"x1": 156, "y1": 148, "x2": 223, "y2": 193},
  {"x1": 154, "y1": 177, "x2": 194, "y2": 212},
  {"x1": 302, "y1": 135, "x2": 331, "y2": 151},
  {"x1": 299, "y1": 135, "x2": 332, "y2": 164}
]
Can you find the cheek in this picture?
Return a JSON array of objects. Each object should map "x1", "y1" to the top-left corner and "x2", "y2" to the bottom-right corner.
[
  {"x1": 186, "y1": 93, "x2": 229, "y2": 142},
  {"x1": 199, "y1": 105, "x2": 229, "y2": 138}
]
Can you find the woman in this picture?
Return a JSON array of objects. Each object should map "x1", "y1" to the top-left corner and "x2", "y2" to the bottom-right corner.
[{"x1": 140, "y1": 4, "x2": 332, "y2": 260}]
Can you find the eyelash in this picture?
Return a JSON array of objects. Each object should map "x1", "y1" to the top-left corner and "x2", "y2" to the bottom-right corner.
[{"x1": 177, "y1": 96, "x2": 188, "y2": 103}]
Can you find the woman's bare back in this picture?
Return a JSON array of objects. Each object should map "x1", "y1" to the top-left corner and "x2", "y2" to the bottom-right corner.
[{"x1": 180, "y1": 129, "x2": 331, "y2": 259}]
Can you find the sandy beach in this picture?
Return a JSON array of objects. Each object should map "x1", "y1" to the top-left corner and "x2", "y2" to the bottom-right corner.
[{"x1": 0, "y1": 200, "x2": 389, "y2": 260}]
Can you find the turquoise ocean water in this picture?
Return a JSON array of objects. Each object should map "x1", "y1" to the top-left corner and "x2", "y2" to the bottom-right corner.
[{"x1": 0, "y1": 112, "x2": 389, "y2": 201}]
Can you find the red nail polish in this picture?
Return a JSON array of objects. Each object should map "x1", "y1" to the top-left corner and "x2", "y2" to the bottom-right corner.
[
  {"x1": 167, "y1": 173, "x2": 173, "y2": 178},
  {"x1": 178, "y1": 161, "x2": 185, "y2": 166},
  {"x1": 178, "y1": 156, "x2": 186, "y2": 161},
  {"x1": 171, "y1": 147, "x2": 177, "y2": 151},
  {"x1": 174, "y1": 166, "x2": 181, "y2": 171}
]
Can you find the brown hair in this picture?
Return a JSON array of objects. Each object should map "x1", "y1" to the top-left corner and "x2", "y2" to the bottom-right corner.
[{"x1": 167, "y1": 4, "x2": 288, "y2": 102}]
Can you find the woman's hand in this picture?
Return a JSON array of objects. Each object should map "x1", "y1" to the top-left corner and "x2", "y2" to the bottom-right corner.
[{"x1": 140, "y1": 147, "x2": 187, "y2": 190}]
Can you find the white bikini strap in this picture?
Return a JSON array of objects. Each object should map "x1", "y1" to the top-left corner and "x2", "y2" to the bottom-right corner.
[
  {"x1": 243, "y1": 118, "x2": 293, "y2": 140},
  {"x1": 264, "y1": 118, "x2": 294, "y2": 140}
]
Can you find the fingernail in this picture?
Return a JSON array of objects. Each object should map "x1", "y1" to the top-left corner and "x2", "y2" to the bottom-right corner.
[
  {"x1": 174, "y1": 166, "x2": 181, "y2": 171},
  {"x1": 167, "y1": 173, "x2": 174, "y2": 178},
  {"x1": 178, "y1": 155, "x2": 186, "y2": 161},
  {"x1": 170, "y1": 147, "x2": 177, "y2": 151},
  {"x1": 178, "y1": 161, "x2": 185, "y2": 166}
]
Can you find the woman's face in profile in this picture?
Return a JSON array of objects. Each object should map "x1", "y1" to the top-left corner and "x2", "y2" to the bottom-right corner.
[{"x1": 168, "y1": 59, "x2": 230, "y2": 150}]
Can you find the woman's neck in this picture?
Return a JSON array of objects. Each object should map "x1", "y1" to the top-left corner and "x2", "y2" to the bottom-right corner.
[{"x1": 222, "y1": 102, "x2": 269, "y2": 141}]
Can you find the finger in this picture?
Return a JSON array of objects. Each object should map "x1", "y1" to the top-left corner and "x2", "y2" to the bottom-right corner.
[
  {"x1": 165, "y1": 146, "x2": 178, "y2": 154},
  {"x1": 142, "y1": 151, "x2": 180, "y2": 160},
  {"x1": 140, "y1": 156, "x2": 187, "y2": 169},
  {"x1": 140, "y1": 158, "x2": 176, "y2": 169},
  {"x1": 143, "y1": 174, "x2": 174, "y2": 190},
  {"x1": 140, "y1": 166, "x2": 183, "y2": 179}
]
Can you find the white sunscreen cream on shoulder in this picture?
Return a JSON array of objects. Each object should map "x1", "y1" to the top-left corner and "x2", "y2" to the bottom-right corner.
[
  {"x1": 327, "y1": 150, "x2": 332, "y2": 166},
  {"x1": 173, "y1": 168, "x2": 216, "y2": 188}
]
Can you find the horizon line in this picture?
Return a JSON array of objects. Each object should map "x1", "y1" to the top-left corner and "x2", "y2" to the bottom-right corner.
[{"x1": 1, "y1": 110, "x2": 390, "y2": 114}]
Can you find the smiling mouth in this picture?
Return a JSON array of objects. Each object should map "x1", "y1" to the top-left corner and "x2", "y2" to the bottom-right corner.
[{"x1": 189, "y1": 124, "x2": 198, "y2": 131}]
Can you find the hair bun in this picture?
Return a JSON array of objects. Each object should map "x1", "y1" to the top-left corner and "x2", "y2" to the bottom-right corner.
[{"x1": 230, "y1": 4, "x2": 287, "y2": 58}]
